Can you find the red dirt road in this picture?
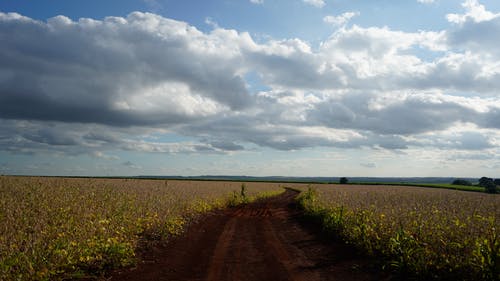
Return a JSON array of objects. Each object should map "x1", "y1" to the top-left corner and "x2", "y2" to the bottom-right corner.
[{"x1": 111, "y1": 189, "x2": 384, "y2": 281}]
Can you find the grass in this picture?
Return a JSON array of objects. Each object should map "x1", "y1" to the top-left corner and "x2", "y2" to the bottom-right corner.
[
  {"x1": 413, "y1": 183, "x2": 485, "y2": 192},
  {"x1": 0, "y1": 176, "x2": 284, "y2": 281},
  {"x1": 297, "y1": 184, "x2": 500, "y2": 280}
]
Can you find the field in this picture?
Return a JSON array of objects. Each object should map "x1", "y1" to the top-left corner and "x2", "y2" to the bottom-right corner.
[
  {"x1": 0, "y1": 176, "x2": 284, "y2": 281},
  {"x1": 2, "y1": 177, "x2": 499, "y2": 281},
  {"x1": 297, "y1": 184, "x2": 500, "y2": 280},
  {"x1": 345, "y1": 182, "x2": 485, "y2": 192}
]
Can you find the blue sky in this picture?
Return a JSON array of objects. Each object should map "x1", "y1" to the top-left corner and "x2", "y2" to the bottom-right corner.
[{"x1": 0, "y1": 0, "x2": 499, "y2": 177}]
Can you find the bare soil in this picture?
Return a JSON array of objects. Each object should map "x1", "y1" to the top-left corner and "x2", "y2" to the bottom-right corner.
[{"x1": 110, "y1": 189, "x2": 387, "y2": 281}]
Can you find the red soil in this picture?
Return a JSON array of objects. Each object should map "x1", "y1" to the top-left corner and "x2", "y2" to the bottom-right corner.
[{"x1": 110, "y1": 189, "x2": 387, "y2": 281}]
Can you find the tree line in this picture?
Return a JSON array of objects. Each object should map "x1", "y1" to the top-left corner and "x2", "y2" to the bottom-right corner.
[{"x1": 453, "y1": 177, "x2": 500, "y2": 194}]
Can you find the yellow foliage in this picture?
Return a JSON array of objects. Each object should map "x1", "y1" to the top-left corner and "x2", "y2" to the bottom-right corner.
[{"x1": 0, "y1": 176, "x2": 284, "y2": 280}]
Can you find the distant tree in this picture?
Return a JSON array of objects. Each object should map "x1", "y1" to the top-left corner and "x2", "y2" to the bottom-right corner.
[
  {"x1": 452, "y1": 179, "x2": 472, "y2": 186},
  {"x1": 494, "y1": 179, "x2": 500, "y2": 186},
  {"x1": 479, "y1": 177, "x2": 497, "y2": 194},
  {"x1": 479, "y1": 177, "x2": 493, "y2": 186},
  {"x1": 339, "y1": 177, "x2": 349, "y2": 184}
]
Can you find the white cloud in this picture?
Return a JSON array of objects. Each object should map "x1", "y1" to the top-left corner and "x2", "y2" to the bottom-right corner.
[
  {"x1": 446, "y1": 2, "x2": 500, "y2": 59},
  {"x1": 417, "y1": 0, "x2": 435, "y2": 4},
  {"x1": 0, "y1": 11, "x2": 252, "y2": 128},
  {"x1": 1, "y1": 8, "x2": 500, "y2": 158},
  {"x1": 303, "y1": 0, "x2": 325, "y2": 8},
  {"x1": 250, "y1": 0, "x2": 264, "y2": 4},
  {"x1": 205, "y1": 17, "x2": 219, "y2": 29},
  {"x1": 447, "y1": 0, "x2": 498, "y2": 24},
  {"x1": 323, "y1": 11, "x2": 359, "y2": 27}
]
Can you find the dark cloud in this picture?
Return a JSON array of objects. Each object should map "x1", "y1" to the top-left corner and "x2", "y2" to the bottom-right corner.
[
  {"x1": 447, "y1": 15, "x2": 500, "y2": 55},
  {"x1": 0, "y1": 12, "x2": 251, "y2": 127},
  {"x1": 0, "y1": 120, "x2": 233, "y2": 156},
  {"x1": 308, "y1": 93, "x2": 477, "y2": 135},
  {"x1": 480, "y1": 107, "x2": 500, "y2": 129},
  {"x1": 209, "y1": 141, "x2": 245, "y2": 151},
  {"x1": 0, "y1": 9, "x2": 499, "y2": 157},
  {"x1": 21, "y1": 127, "x2": 80, "y2": 146},
  {"x1": 454, "y1": 132, "x2": 493, "y2": 150}
]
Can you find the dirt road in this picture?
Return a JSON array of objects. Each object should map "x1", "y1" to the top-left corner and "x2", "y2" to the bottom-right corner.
[{"x1": 111, "y1": 189, "x2": 384, "y2": 281}]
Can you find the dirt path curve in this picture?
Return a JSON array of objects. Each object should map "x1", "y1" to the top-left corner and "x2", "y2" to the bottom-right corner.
[{"x1": 111, "y1": 189, "x2": 384, "y2": 281}]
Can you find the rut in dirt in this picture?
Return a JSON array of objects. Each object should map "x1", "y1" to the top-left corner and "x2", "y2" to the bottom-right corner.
[{"x1": 111, "y1": 189, "x2": 385, "y2": 281}]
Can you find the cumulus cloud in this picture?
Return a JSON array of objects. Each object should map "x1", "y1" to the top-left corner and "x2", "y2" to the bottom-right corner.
[
  {"x1": 0, "y1": 11, "x2": 252, "y2": 127},
  {"x1": 417, "y1": 0, "x2": 435, "y2": 4},
  {"x1": 445, "y1": 2, "x2": 500, "y2": 60},
  {"x1": 250, "y1": 0, "x2": 264, "y2": 4},
  {"x1": 447, "y1": 0, "x2": 498, "y2": 24},
  {"x1": 0, "y1": 6, "x2": 499, "y2": 157},
  {"x1": 307, "y1": 92, "x2": 476, "y2": 135}
]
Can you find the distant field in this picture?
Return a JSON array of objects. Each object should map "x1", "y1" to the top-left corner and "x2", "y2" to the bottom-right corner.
[
  {"x1": 0, "y1": 176, "x2": 284, "y2": 281},
  {"x1": 347, "y1": 182, "x2": 485, "y2": 192},
  {"x1": 297, "y1": 184, "x2": 500, "y2": 280},
  {"x1": 136, "y1": 176, "x2": 486, "y2": 193}
]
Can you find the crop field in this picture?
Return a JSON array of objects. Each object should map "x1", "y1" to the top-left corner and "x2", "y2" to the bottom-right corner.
[
  {"x1": 347, "y1": 182, "x2": 485, "y2": 193},
  {"x1": 2, "y1": 177, "x2": 499, "y2": 281},
  {"x1": 0, "y1": 176, "x2": 284, "y2": 281},
  {"x1": 297, "y1": 184, "x2": 500, "y2": 280}
]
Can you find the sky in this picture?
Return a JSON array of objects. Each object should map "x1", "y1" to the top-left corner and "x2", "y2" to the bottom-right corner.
[{"x1": 0, "y1": 0, "x2": 499, "y2": 177}]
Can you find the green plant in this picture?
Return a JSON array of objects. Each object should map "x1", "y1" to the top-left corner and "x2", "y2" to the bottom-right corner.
[
  {"x1": 297, "y1": 186, "x2": 317, "y2": 211},
  {"x1": 296, "y1": 184, "x2": 500, "y2": 280},
  {"x1": 240, "y1": 183, "x2": 248, "y2": 203}
]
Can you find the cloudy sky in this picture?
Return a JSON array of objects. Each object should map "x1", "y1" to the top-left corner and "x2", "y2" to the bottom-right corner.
[{"x1": 0, "y1": 0, "x2": 499, "y2": 177}]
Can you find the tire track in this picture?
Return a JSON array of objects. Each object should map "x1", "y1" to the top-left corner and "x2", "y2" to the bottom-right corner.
[
  {"x1": 110, "y1": 189, "x2": 385, "y2": 281},
  {"x1": 206, "y1": 217, "x2": 237, "y2": 281}
]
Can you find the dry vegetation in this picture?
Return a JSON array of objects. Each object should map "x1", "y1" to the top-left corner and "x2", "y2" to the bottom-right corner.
[
  {"x1": 3, "y1": 177, "x2": 498, "y2": 280},
  {"x1": 298, "y1": 184, "x2": 500, "y2": 280},
  {"x1": 0, "y1": 176, "x2": 284, "y2": 281}
]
